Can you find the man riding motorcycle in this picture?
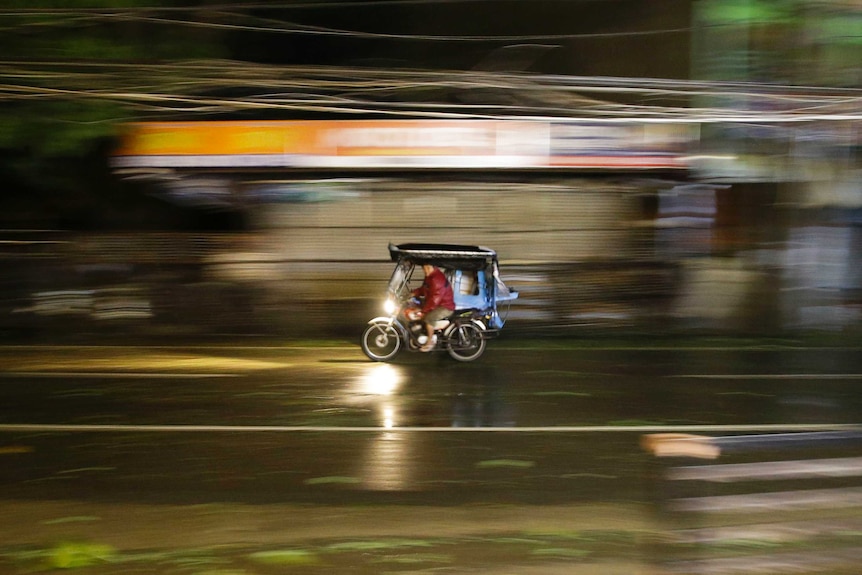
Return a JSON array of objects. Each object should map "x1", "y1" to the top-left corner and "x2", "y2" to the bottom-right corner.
[{"x1": 409, "y1": 264, "x2": 455, "y2": 352}]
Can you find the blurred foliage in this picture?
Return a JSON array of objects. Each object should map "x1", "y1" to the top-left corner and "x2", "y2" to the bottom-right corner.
[
  {"x1": 48, "y1": 541, "x2": 116, "y2": 569},
  {"x1": 699, "y1": 0, "x2": 793, "y2": 24},
  {"x1": 0, "y1": 0, "x2": 227, "y2": 159},
  {"x1": 0, "y1": 1, "x2": 231, "y2": 228}
]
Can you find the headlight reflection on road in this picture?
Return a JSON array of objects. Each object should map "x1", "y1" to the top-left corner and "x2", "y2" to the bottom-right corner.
[
  {"x1": 351, "y1": 363, "x2": 416, "y2": 490},
  {"x1": 356, "y1": 363, "x2": 401, "y2": 396},
  {"x1": 362, "y1": 431, "x2": 412, "y2": 491},
  {"x1": 351, "y1": 363, "x2": 405, "y2": 429}
]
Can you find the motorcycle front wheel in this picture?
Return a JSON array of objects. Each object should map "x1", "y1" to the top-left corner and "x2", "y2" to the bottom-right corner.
[
  {"x1": 361, "y1": 322, "x2": 402, "y2": 361},
  {"x1": 446, "y1": 322, "x2": 486, "y2": 362}
]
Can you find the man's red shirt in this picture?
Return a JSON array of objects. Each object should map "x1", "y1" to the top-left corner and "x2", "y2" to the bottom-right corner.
[{"x1": 416, "y1": 267, "x2": 455, "y2": 314}]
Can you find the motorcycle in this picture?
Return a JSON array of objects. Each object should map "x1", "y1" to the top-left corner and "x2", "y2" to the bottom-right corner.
[{"x1": 361, "y1": 243, "x2": 518, "y2": 362}]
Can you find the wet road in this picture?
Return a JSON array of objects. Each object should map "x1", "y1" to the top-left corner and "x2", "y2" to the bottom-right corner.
[
  {"x1": 0, "y1": 341, "x2": 860, "y2": 502},
  {"x1": 0, "y1": 340, "x2": 860, "y2": 573}
]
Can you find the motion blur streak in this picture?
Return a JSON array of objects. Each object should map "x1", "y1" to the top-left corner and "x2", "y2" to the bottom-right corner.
[{"x1": 647, "y1": 431, "x2": 862, "y2": 573}]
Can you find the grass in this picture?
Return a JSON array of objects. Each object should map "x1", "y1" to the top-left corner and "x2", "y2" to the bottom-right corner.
[
  {"x1": 0, "y1": 529, "x2": 650, "y2": 573},
  {"x1": 248, "y1": 549, "x2": 320, "y2": 565},
  {"x1": 475, "y1": 459, "x2": 536, "y2": 469}
]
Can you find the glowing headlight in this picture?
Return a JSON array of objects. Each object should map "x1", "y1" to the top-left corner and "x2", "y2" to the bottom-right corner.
[{"x1": 383, "y1": 299, "x2": 397, "y2": 314}]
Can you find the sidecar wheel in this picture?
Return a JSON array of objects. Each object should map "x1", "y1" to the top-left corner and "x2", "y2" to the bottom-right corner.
[
  {"x1": 446, "y1": 322, "x2": 486, "y2": 362},
  {"x1": 361, "y1": 322, "x2": 401, "y2": 361}
]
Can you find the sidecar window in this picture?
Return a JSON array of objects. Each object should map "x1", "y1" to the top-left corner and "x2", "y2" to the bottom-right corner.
[{"x1": 451, "y1": 268, "x2": 490, "y2": 310}]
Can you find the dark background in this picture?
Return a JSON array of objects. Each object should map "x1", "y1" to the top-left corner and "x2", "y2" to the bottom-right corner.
[{"x1": 0, "y1": 0, "x2": 692, "y2": 231}]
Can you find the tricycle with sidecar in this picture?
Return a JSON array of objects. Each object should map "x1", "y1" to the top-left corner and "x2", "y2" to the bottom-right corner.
[{"x1": 360, "y1": 243, "x2": 518, "y2": 362}]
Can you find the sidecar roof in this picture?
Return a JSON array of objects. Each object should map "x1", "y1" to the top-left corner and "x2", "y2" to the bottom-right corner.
[{"x1": 388, "y1": 243, "x2": 497, "y2": 269}]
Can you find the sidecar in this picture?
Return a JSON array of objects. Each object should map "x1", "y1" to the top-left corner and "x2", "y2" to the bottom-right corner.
[{"x1": 360, "y1": 243, "x2": 518, "y2": 362}]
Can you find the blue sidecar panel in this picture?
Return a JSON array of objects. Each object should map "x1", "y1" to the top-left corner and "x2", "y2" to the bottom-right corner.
[{"x1": 451, "y1": 269, "x2": 490, "y2": 310}]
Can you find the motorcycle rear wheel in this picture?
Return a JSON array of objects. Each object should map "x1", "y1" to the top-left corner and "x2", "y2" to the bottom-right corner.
[
  {"x1": 446, "y1": 322, "x2": 486, "y2": 362},
  {"x1": 361, "y1": 322, "x2": 401, "y2": 361}
]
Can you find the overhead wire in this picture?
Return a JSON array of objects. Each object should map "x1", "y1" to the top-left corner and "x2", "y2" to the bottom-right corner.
[
  {"x1": 0, "y1": 4, "x2": 691, "y2": 42},
  {"x1": 0, "y1": 62, "x2": 860, "y2": 124},
  {"x1": 0, "y1": 5, "x2": 859, "y2": 125}
]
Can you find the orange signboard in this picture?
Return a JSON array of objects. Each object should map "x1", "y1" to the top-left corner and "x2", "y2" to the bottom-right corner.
[{"x1": 113, "y1": 119, "x2": 689, "y2": 170}]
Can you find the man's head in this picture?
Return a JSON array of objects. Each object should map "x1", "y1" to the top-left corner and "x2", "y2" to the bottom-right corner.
[{"x1": 422, "y1": 263, "x2": 435, "y2": 276}]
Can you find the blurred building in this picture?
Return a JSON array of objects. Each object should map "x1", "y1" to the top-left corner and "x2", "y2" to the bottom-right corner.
[
  {"x1": 110, "y1": 119, "x2": 693, "y2": 336},
  {"x1": 7, "y1": 0, "x2": 859, "y2": 339},
  {"x1": 689, "y1": 0, "x2": 862, "y2": 331},
  {"x1": 103, "y1": 0, "x2": 862, "y2": 338}
]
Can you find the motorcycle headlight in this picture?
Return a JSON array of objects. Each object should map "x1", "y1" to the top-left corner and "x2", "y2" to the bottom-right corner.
[{"x1": 383, "y1": 298, "x2": 397, "y2": 314}]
